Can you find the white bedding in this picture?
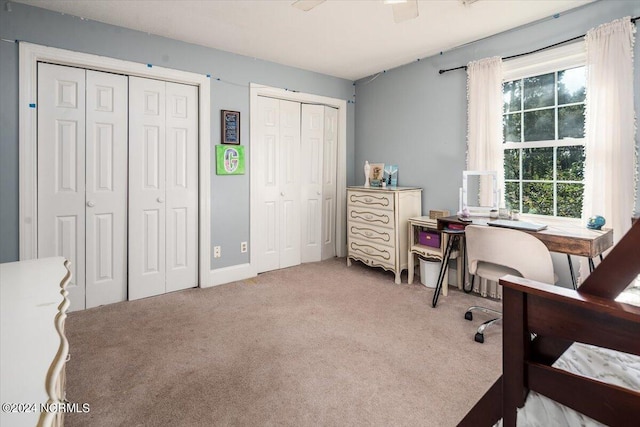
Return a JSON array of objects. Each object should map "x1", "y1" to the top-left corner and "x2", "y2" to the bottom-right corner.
[
  {"x1": 510, "y1": 343, "x2": 640, "y2": 427},
  {"x1": 496, "y1": 279, "x2": 640, "y2": 427}
]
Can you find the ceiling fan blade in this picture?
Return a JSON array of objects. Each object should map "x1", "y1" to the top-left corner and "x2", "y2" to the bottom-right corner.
[
  {"x1": 392, "y1": 0, "x2": 419, "y2": 23},
  {"x1": 291, "y1": 0, "x2": 327, "y2": 12}
]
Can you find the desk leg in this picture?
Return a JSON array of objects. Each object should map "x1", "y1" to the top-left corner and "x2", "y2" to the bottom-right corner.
[
  {"x1": 443, "y1": 267, "x2": 449, "y2": 296},
  {"x1": 442, "y1": 233, "x2": 450, "y2": 296},
  {"x1": 433, "y1": 235, "x2": 455, "y2": 308},
  {"x1": 567, "y1": 254, "x2": 577, "y2": 290},
  {"x1": 460, "y1": 236, "x2": 467, "y2": 291},
  {"x1": 588, "y1": 258, "x2": 595, "y2": 273},
  {"x1": 408, "y1": 250, "x2": 414, "y2": 285}
]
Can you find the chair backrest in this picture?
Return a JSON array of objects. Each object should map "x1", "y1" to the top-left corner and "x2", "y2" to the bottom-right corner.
[{"x1": 465, "y1": 225, "x2": 555, "y2": 284}]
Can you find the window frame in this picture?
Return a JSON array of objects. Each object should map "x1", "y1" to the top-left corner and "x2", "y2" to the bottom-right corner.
[{"x1": 501, "y1": 42, "x2": 587, "y2": 224}]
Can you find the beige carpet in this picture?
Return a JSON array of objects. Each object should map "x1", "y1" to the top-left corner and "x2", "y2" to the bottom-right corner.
[{"x1": 65, "y1": 258, "x2": 502, "y2": 426}]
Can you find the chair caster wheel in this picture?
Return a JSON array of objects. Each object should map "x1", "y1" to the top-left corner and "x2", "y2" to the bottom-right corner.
[
  {"x1": 465, "y1": 311, "x2": 473, "y2": 321},
  {"x1": 474, "y1": 333, "x2": 484, "y2": 343}
]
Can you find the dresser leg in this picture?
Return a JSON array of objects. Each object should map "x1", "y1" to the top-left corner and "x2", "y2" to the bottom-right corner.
[
  {"x1": 347, "y1": 258, "x2": 352, "y2": 267},
  {"x1": 395, "y1": 271, "x2": 401, "y2": 284},
  {"x1": 408, "y1": 252, "x2": 414, "y2": 284}
]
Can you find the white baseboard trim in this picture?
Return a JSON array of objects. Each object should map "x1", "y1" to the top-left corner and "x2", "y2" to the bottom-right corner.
[{"x1": 201, "y1": 263, "x2": 255, "y2": 288}]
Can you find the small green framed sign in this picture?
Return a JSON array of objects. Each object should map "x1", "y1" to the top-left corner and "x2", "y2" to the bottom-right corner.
[{"x1": 216, "y1": 145, "x2": 245, "y2": 175}]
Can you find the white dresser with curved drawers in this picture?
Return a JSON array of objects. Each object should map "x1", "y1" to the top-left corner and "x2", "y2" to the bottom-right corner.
[
  {"x1": 0, "y1": 257, "x2": 71, "y2": 427},
  {"x1": 346, "y1": 186, "x2": 422, "y2": 283}
]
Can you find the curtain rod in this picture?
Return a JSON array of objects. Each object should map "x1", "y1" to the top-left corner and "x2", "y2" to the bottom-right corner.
[{"x1": 438, "y1": 15, "x2": 639, "y2": 75}]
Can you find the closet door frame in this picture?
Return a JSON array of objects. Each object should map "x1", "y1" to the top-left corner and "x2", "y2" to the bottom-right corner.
[
  {"x1": 18, "y1": 43, "x2": 215, "y2": 286},
  {"x1": 249, "y1": 84, "x2": 348, "y2": 278}
]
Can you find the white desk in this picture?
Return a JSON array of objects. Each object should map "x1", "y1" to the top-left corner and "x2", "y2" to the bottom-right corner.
[{"x1": 407, "y1": 216, "x2": 463, "y2": 294}]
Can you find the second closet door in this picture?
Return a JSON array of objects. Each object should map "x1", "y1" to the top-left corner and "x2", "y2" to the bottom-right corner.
[
  {"x1": 255, "y1": 96, "x2": 301, "y2": 273},
  {"x1": 300, "y1": 105, "x2": 338, "y2": 263},
  {"x1": 128, "y1": 77, "x2": 198, "y2": 300}
]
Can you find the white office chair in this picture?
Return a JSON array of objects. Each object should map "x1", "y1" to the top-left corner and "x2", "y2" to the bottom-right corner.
[{"x1": 464, "y1": 225, "x2": 556, "y2": 343}]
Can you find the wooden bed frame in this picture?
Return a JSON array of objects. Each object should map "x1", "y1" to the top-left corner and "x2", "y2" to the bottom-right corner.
[{"x1": 459, "y1": 220, "x2": 640, "y2": 426}]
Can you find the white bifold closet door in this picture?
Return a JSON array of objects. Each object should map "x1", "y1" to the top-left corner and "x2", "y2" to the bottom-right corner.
[
  {"x1": 255, "y1": 96, "x2": 301, "y2": 273},
  {"x1": 255, "y1": 97, "x2": 338, "y2": 273},
  {"x1": 38, "y1": 63, "x2": 128, "y2": 312},
  {"x1": 128, "y1": 77, "x2": 198, "y2": 300},
  {"x1": 300, "y1": 105, "x2": 338, "y2": 263}
]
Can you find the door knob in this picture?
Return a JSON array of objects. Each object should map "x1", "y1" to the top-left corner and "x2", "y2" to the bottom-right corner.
[
  {"x1": 280, "y1": 192, "x2": 285, "y2": 197},
  {"x1": 317, "y1": 191, "x2": 321, "y2": 195},
  {"x1": 157, "y1": 197, "x2": 165, "y2": 203},
  {"x1": 86, "y1": 201, "x2": 95, "y2": 207}
]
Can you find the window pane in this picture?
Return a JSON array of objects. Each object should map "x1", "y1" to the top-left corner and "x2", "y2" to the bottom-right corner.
[
  {"x1": 558, "y1": 105, "x2": 585, "y2": 139},
  {"x1": 503, "y1": 80, "x2": 521, "y2": 113},
  {"x1": 556, "y1": 146, "x2": 585, "y2": 181},
  {"x1": 558, "y1": 67, "x2": 586, "y2": 105},
  {"x1": 504, "y1": 149, "x2": 519, "y2": 179},
  {"x1": 522, "y1": 182, "x2": 553, "y2": 215},
  {"x1": 523, "y1": 109, "x2": 554, "y2": 141},
  {"x1": 522, "y1": 148, "x2": 553, "y2": 180},
  {"x1": 503, "y1": 113, "x2": 521, "y2": 142},
  {"x1": 504, "y1": 181, "x2": 520, "y2": 211},
  {"x1": 523, "y1": 73, "x2": 555, "y2": 109},
  {"x1": 557, "y1": 183, "x2": 584, "y2": 218}
]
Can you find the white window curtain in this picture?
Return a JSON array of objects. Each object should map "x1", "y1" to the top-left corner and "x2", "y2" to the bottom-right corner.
[
  {"x1": 467, "y1": 56, "x2": 503, "y2": 298},
  {"x1": 581, "y1": 17, "x2": 637, "y2": 281},
  {"x1": 467, "y1": 56, "x2": 504, "y2": 208}
]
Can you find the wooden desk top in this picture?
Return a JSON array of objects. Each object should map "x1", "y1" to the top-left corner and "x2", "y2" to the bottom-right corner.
[{"x1": 437, "y1": 215, "x2": 613, "y2": 258}]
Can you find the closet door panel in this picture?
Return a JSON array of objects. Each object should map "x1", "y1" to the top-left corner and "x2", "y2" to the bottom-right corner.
[
  {"x1": 256, "y1": 96, "x2": 282, "y2": 273},
  {"x1": 85, "y1": 70, "x2": 128, "y2": 308},
  {"x1": 301, "y1": 104, "x2": 324, "y2": 263},
  {"x1": 322, "y1": 107, "x2": 338, "y2": 259},
  {"x1": 129, "y1": 77, "x2": 167, "y2": 300},
  {"x1": 37, "y1": 63, "x2": 87, "y2": 312},
  {"x1": 278, "y1": 100, "x2": 301, "y2": 269},
  {"x1": 165, "y1": 82, "x2": 198, "y2": 292}
]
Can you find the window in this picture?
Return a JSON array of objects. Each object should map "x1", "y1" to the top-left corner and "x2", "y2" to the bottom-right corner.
[{"x1": 502, "y1": 44, "x2": 586, "y2": 219}]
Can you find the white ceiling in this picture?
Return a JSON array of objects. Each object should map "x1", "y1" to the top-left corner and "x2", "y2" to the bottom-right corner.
[{"x1": 14, "y1": 0, "x2": 595, "y2": 80}]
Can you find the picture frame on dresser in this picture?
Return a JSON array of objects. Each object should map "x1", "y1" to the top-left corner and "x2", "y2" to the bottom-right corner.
[{"x1": 368, "y1": 163, "x2": 385, "y2": 187}]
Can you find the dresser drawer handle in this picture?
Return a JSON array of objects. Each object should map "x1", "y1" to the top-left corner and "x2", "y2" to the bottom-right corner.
[
  {"x1": 365, "y1": 197, "x2": 372, "y2": 202},
  {"x1": 365, "y1": 231, "x2": 372, "y2": 236},
  {"x1": 365, "y1": 214, "x2": 372, "y2": 219}
]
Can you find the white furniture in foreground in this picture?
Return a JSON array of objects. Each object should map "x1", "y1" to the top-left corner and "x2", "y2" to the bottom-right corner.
[
  {"x1": 1, "y1": 257, "x2": 71, "y2": 427},
  {"x1": 407, "y1": 216, "x2": 463, "y2": 294},
  {"x1": 346, "y1": 186, "x2": 422, "y2": 284}
]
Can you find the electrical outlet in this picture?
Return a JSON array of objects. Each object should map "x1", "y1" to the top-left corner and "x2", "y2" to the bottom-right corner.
[
  {"x1": 214, "y1": 246, "x2": 221, "y2": 258},
  {"x1": 240, "y1": 241, "x2": 247, "y2": 253}
]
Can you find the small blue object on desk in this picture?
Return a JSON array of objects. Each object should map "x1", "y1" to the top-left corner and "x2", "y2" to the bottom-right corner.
[
  {"x1": 487, "y1": 219, "x2": 548, "y2": 232},
  {"x1": 587, "y1": 215, "x2": 606, "y2": 230}
]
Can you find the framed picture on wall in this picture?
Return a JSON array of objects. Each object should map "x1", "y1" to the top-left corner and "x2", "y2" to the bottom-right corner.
[
  {"x1": 221, "y1": 110, "x2": 240, "y2": 145},
  {"x1": 216, "y1": 145, "x2": 245, "y2": 175}
]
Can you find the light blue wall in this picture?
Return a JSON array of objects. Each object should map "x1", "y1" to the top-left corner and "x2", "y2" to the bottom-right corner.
[
  {"x1": 0, "y1": 2, "x2": 355, "y2": 265},
  {"x1": 354, "y1": 0, "x2": 640, "y2": 287}
]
